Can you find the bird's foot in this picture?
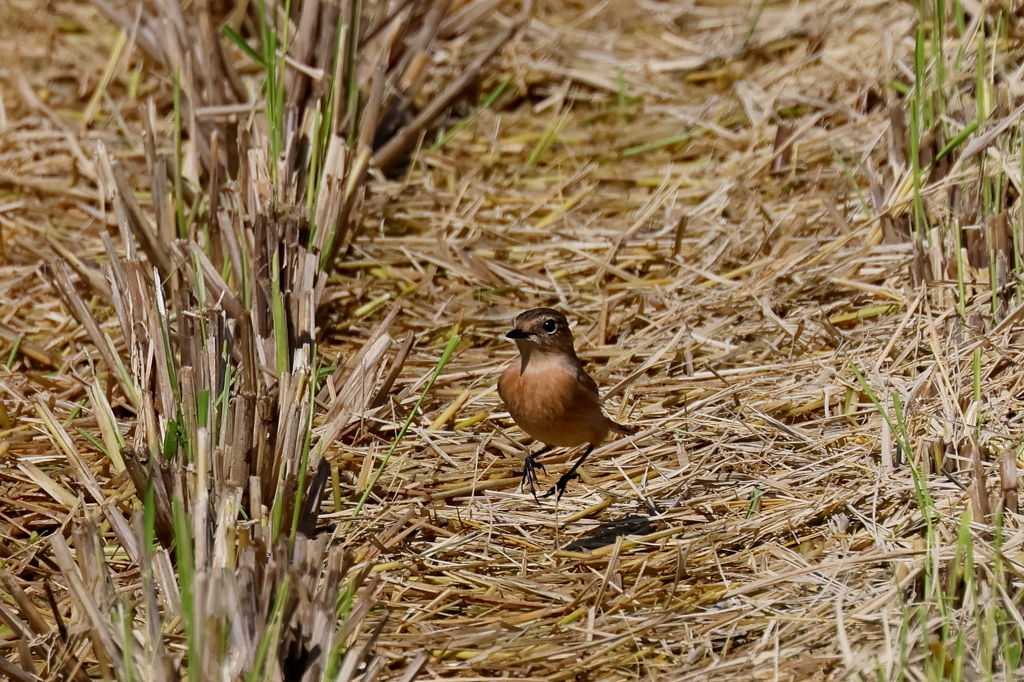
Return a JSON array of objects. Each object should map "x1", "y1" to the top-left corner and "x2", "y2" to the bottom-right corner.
[
  {"x1": 521, "y1": 454, "x2": 548, "y2": 502},
  {"x1": 542, "y1": 469, "x2": 581, "y2": 501}
]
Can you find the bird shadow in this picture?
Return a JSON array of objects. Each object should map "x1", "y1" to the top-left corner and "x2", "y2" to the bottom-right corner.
[{"x1": 562, "y1": 515, "x2": 656, "y2": 551}]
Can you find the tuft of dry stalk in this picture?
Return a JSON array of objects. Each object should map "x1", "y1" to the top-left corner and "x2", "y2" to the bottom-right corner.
[{"x1": 0, "y1": 0, "x2": 521, "y2": 680}]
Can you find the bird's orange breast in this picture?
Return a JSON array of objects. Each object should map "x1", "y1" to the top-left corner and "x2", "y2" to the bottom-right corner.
[{"x1": 498, "y1": 355, "x2": 610, "y2": 447}]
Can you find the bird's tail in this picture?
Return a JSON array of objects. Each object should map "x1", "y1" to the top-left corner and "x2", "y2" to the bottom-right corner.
[{"x1": 609, "y1": 420, "x2": 634, "y2": 435}]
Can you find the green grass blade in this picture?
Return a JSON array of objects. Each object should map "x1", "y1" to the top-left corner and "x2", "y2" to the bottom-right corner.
[
  {"x1": 348, "y1": 334, "x2": 460, "y2": 523},
  {"x1": 221, "y1": 25, "x2": 266, "y2": 68}
]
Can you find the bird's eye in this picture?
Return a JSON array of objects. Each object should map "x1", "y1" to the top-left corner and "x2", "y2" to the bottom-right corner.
[{"x1": 542, "y1": 319, "x2": 557, "y2": 333}]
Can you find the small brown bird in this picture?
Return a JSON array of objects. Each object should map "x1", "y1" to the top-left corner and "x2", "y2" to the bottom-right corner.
[{"x1": 497, "y1": 308, "x2": 632, "y2": 499}]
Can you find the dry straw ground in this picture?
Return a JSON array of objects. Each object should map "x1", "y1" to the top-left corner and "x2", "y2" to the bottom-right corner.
[{"x1": 3, "y1": 0, "x2": 1024, "y2": 679}]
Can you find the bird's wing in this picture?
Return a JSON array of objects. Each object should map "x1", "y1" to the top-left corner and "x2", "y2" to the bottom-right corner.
[
  {"x1": 574, "y1": 364, "x2": 601, "y2": 397},
  {"x1": 575, "y1": 363, "x2": 633, "y2": 432}
]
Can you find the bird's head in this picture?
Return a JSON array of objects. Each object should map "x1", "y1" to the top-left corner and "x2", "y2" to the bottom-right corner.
[{"x1": 505, "y1": 308, "x2": 576, "y2": 357}]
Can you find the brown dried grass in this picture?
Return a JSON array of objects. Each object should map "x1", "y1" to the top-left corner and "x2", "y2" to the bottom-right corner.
[{"x1": 4, "y1": 0, "x2": 1024, "y2": 680}]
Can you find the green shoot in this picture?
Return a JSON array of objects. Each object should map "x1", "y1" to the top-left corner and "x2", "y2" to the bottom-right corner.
[
  {"x1": 348, "y1": 334, "x2": 460, "y2": 523},
  {"x1": 432, "y1": 77, "x2": 512, "y2": 151}
]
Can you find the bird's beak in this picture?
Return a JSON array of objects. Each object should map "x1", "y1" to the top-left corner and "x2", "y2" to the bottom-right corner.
[{"x1": 505, "y1": 328, "x2": 531, "y2": 339}]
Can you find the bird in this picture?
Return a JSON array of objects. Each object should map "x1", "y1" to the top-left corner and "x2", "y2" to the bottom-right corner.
[{"x1": 497, "y1": 308, "x2": 632, "y2": 500}]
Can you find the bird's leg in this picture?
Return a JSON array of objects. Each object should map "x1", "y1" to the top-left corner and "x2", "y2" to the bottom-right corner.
[
  {"x1": 522, "y1": 444, "x2": 553, "y2": 501},
  {"x1": 544, "y1": 444, "x2": 595, "y2": 500}
]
